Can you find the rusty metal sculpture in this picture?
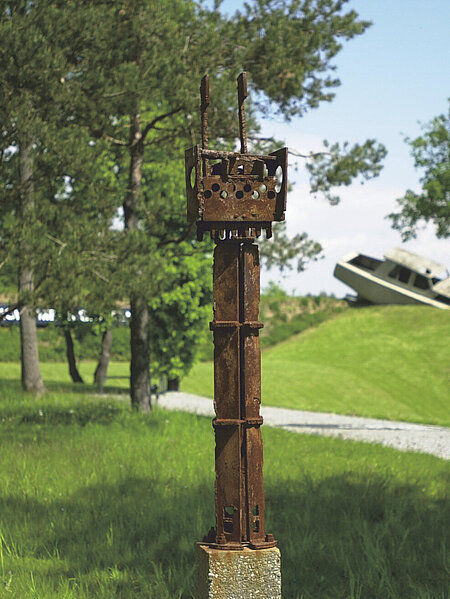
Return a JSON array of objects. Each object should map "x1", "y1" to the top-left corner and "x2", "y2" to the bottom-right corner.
[{"x1": 185, "y1": 73, "x2": 287, "y2": 550}]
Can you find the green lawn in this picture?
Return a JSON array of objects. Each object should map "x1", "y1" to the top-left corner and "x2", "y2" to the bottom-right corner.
[
  {"x1": 0, "y1": 361, "x2": 130, "y2": 394},
  {"x1": 181, "y1": 305, "x2": 450, "y2": 426},
  {"x1": 0, "y1": 373, "x2": 448, "y2": 598}
]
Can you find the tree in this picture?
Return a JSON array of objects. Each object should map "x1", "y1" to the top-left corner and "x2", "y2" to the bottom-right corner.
[
  {"x1": 0, "y1": 2, "x2": 120, "y2": 392},
  {"x1": 69, "y1": 0, "x2": 385, "y2": 410},
  {"x1": 388, "y1": 100, "x2": 450, "y2": 240},
  {"x1": 0, "y1": 1, "x2": 70, "y2": 393}
]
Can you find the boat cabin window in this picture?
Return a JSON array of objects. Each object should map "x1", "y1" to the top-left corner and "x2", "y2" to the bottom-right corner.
[
  {"x1": 388, "y1": 265, "x2": 411, "y2": 284},
  {"x1": 348, "y1": 255, "x2": 382, "y2": 271},
  {"x1": 413, "y1": 274, "x2": 430, "y2": 290}
]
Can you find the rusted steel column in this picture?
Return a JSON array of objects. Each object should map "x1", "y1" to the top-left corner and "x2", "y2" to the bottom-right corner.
[{"x1": 208, "y1": 240, "x2": 275, "y2": 549}]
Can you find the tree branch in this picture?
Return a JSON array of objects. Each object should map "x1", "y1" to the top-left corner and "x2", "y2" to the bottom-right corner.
[
  {"x1": 103, "y1": 90, "x2": 127, "y2": 98},
  {"x1": 288, "y1": 148, "x2": 332, "y2": 159},
  {"x1": 141, "y1": 106, "x2": 184, "y2": 142},
  {"x1": 46, "y1": 233, "x2": 67, "y2": 253},
  {"x1": 105, "y1": 134, "x2": 128, "y2": 146},
  {"x1": 156, "y1": 222, "x2": 195, "y2": 249}
]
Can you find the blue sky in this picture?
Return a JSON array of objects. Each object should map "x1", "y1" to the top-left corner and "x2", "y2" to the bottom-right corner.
[{"x1": 216, "y1": 0, "x2": 450, "y2": 295}]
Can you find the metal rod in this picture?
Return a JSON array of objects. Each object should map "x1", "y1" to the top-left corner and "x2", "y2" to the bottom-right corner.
[
  {"x1": 201, "y1": 74, "x2": 210, "y2": 150},
  {"x1": 237, "y1": 72, "x2": 248, "y2": 154},
  {"x1": 201, "y1": 74, "x2": 210, "y2": 177}
]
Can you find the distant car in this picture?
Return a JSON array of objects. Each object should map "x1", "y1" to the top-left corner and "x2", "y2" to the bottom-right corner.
[{"x1": 334, "y1": 248, "x2": 450, "y2": 309}]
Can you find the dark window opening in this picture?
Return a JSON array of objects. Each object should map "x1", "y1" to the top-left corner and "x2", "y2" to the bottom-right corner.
[
  {"x1": 413, "y1": 274, "x2": 429, "y2": 290},
  {"x1": 349, "y1": 255, "x2": 382, "y2": 271},
  {"x1": 388, "y1": 265, "x2": 411, "y2": 284},
  {"x1": 253, "y1": 521, "x2": 260, "y2": 532},
  {"x1": 398, "y1": 267, "x2": 410, "y2": 283},
  {"x1": 224, "y1": 521, "x2": 233, "y2": 533}
]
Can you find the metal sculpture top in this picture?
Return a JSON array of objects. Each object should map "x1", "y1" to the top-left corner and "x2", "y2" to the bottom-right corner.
[{"x1": 185, "y1": 72, "x2": 288, "y2": 242}]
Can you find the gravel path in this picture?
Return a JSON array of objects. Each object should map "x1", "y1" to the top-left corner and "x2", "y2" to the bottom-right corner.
[{"x1": 157, "y1": 392, "x2": 450, "y2": 460}]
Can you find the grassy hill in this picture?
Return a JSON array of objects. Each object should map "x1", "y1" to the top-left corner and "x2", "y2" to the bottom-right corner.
[
  {"x1": 193, "y1": 289, "x2": 347, "y2": 361},
  {"x1": 181, "y1": 305, "x2": 450, "y2": 426}
]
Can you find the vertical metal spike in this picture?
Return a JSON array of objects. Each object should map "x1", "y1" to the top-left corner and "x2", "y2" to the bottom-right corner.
[
  {"x1": 237, "y1": 72, "x2": 248, "y2": 154},
  {"x1": 201, "y1": 74, "x2": 210, "y2": 177},
  {"x1": 201, "y1": 74, "x2": 210, "y2": 150}
]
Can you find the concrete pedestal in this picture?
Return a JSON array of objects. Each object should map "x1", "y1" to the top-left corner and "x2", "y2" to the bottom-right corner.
[{"x1": 196, "y1": 544, "x2": 281, "y2": 599}]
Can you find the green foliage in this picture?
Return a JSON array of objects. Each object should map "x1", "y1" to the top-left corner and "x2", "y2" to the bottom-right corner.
[
  {"x1": 0, "y1": 2, "x2": 119, "y2": 310},
  {"x1": 388, "y1": 99, "x2": 450, "y2": 239},
  {"x1": 0, "y1": 376, "x2": 448, "y2": 598},
  {"x1": 259, "y1": 222, "x2": 324, "y2": 272},
  {"x1": 305, "y1": 139, "x2": 388, "y2": 204},
  {"x1": 148, "y1": 245, "x2": 212, "y2": 381},
  {"x1": 237, "y1": 0, "x2": 372, "y2": 118},
  {"x1": 182, "y1": 305, "x2": 450, "y2": 426},
  {"x1": 259, "y1": 287, "x2": 347, "y2": 346}
]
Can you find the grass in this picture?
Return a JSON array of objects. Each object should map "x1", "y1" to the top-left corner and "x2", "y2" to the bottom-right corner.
[
  {"x1": 0, "y1": 361, "x2": 131, "y2": 395},
  {"x1": 0, "y1": 370, "x2": 449, "y2": 598},
  {"x1": 181, "y1": 305, "x2": 450, "y2": 426}
]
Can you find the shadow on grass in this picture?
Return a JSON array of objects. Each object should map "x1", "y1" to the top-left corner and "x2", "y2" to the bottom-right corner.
[
  {"x1": 0, "y1": 472, "x2": 448, "y2": 598},
  {"x1": 0, "y1": 394, "x2": 129, "y2": 428},
  {"x1": 266, "y1": 473, "x2": 449, "y2": 599},
  {"x1": 0, "y1": 376, "x2": 129, "y2": 398},
  {"x1": 0, "y1": 377, "x2": 133, "y2": 428}
]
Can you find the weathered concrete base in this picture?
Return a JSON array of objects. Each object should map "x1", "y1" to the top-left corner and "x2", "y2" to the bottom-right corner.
[{"x1": 196, "y1": 543, "x2": 281, "y2": 599}]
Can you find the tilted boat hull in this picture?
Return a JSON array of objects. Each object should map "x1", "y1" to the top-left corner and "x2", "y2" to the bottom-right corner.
[{"x1": 334, "y1": 255, "x2": 450, "y2": 310}]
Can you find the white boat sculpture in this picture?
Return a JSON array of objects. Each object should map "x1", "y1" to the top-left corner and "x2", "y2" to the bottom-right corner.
[{"x1": 334, "y1": 248, "x2": 450, "y2": 310}]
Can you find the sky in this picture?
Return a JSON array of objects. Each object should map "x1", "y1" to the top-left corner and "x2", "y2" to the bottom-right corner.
[{"x1": 217, "y1": 0, "x2": 450, "y2": 296}]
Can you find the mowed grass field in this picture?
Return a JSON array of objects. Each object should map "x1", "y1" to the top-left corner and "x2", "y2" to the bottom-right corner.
[
  {"x1": 181, "y1": 305, "x2": 450, "y2": 426},
  {"x1": 0, "y1": 373, "x2": 448, "y2": 598}
]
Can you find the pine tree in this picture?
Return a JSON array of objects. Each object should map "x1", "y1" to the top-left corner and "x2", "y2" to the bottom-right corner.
[{"x1": 67, "y1": 0, "x2": 385, "y2": 410}]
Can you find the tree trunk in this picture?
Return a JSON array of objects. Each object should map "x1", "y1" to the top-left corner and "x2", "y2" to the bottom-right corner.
[
  {"x1": 167, "y1": 376, "x2": 180, "y2": 391},
  {"x1": 63, "y1": 326, "x2": 84, "y2": 383},
  {"x1": 94, "y1": 327, "x2": 113, "y2": 392},
  {"x1": 18, "y1": 141, "x2": 45, "y2": 394},
  {"x1": 124, "y1": 110, "x2": 152, "y2": 411},
  {"x1": 19, "y1": 302, "x2": 45, "y2": 393},
  {"x1": 130, "y1": 294, "x2": 151, "y2": 411}
]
